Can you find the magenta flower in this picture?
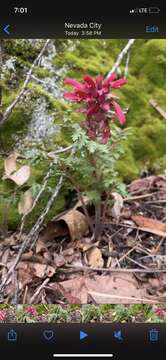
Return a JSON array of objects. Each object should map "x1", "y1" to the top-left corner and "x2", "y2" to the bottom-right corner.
[
  {"x1": 64, "y1": 73, "x2": 127, "y2": 144},
  {"x1": 25, "y1": 306, "x2": 37, "y2": 317},
  {"x1": 155, "y1": 307, "x2": 165, "y2": 318},
  {"x1": 0, "y1": 310, "x2": 7, "y2": 321}
]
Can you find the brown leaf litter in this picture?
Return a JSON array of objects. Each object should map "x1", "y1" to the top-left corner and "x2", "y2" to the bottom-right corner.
[{"x1": 0, "y1": 175, "x2": 165, "y2": 304}]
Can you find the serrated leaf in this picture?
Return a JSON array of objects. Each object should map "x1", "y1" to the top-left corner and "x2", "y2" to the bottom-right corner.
[
  {"x1": 85, "y1": 190, "x2": 100, "y2": 202},
  {"x1": 88, "y1": 141, "x2": 97, "y2": 153}
]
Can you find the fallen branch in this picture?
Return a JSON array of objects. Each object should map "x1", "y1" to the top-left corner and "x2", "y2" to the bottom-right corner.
[
  {"x1": 124, "y1": 50, "x2": 130, "y2": 78},
  {"x1": 0, "y1": 144, "x2": 77, "y2": 292},
  {"x1": 126, "y1": 256, "x2": 149, "y2": 269},
  {"x1": 20, "y1": 161, "x2": 54, "y2": 233},
  {"x1": 61, "y1": 264, "x2": 166, "y2": 273},
  {"x1": 29, "y1": 175, "x2": 64, "y2": 248},
  {"x1": 0, "y1": 175, "x2": 64, "y2": 292},
  {"x1": 29, "y1": 145, "x2": 76, "y2": 248},
  {"x1": 107, "y1": 39, "x2": 135, "y2": 77},
  {"x1": 149, "y1": 99, "x2": 166, "y2": 120},
  {"x1": 47, "y1": 145, "x2": 75, "y2": 158},
  {"x1": 146, "y1": 199, "x2": 166, "y2": 204},
  {"x1": 104, "y1": 221, "x2": 166, "y2": 238},
  {"x1": 124, "y1": 192, "x2": 160, "y2": 201},
  {"x1": 30, "y1": 278, "x2": 50, "y2": 304},
  {"x1": 88, "y1": 291, "x2": 157, "y2": 304},
  {"x1": 131, "y1": 215, "x2": 166, "y2": 238},
  {"x1": 0, "y1": 39, "x2": 50, "y2": 126}
]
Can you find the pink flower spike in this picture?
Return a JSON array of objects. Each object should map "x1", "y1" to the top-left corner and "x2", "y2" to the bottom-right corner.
[
  {"x1": 100, "y1": 102, "x2": 111, "y2": 112},
  {"x1": 102, "y1": 127, "x2": 110, "y2": 144},
  {"x1": 87, "y1": 104, "x2": 99, "y2": 116},
  {"x1": 63, "y1": 73, "x2": 127, "y2": 144},
  {"x1": 112, "y1": 100, "x2": 126, "y2": 125},
  {"x1": 26, "y1": 306, "x2": 37, "y2": 317},
  {"x1": 64, "y1": 78, "x2": 83, "y2": 90},
  {"x1": 83, "y1": 75, "x2": 96, "y2": 88},
  {"x1": 88, "y1": 129, "x2": 96, "y2": 140},
  {"x1": 63, "y1": 92, "x2": 79, "y2": 101},
  {"x1": 111, "y1": 78, "x2": 127, "y2": 89},
  {"x1": 95, "y1": 75, "x2": 104, "y2": 88},
  {"x1": 106, "y1": 73, "x2": 117, "y2": 83},
  {"x1": 155, "y1": 308, "x2": 165, "y2": 318},
  {"x1": 0, "y1": 310, "x2": 7, "y2": 321}
]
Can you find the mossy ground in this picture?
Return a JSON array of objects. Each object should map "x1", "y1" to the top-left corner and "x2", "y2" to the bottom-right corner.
[{"x1": 0, "y1": 39, "x2": 166, "y2": 230}]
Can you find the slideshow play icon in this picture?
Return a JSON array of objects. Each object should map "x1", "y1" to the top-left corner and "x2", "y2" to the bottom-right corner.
[{"x1": 80, "y1": 330, "x2": 88, "y2": 340}]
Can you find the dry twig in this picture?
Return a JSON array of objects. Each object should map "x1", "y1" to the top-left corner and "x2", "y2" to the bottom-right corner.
[
  {"x1": 107, "y1": 39, "x2": 135, "y2": 77},
  {"x1": 20, "y1": 161, "x2": 54, "y2": 234},
  {"x1": 0, "y1": 39, "x2": 50, "y2": 126},
  {"x1": 0, "y1": 175, "x2": 63, "y2": 292},
  {"x1": 30, "y1": 278, "x2": 49, "y2": 304},
  {"x1": 149, "y1": 99, "x2": 166, "y2": 120},
  {"x1": 61, "y1": 264, "x2": 166, "y2": 273}
]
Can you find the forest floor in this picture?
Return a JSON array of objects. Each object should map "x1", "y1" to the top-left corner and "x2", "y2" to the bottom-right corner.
[{"x1": 0, "y1": 174, "x2": 166, "y2": 304}]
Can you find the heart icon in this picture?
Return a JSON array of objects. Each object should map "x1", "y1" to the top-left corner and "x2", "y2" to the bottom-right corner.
[{"x1": 43, "y1": 330, "x2": 54, "y2": 341}]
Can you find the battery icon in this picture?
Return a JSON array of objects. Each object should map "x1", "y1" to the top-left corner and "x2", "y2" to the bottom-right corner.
[{"x1": 149, "y1": 7, "x2": 160, "y2": 14}]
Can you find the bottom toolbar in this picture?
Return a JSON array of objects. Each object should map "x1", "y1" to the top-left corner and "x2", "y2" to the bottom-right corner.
[{"x1": 0, "y1": 323, "x2": 165, "y2": 359}]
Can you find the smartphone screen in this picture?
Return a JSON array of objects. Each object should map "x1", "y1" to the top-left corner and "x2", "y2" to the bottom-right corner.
[{"x1": 0, "y1": 2, "x2": 165, "y2": 359}]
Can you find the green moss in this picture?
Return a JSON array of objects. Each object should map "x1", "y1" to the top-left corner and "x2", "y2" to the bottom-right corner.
[
  {"x1": 116, "y1": 145, "x2": 139, "y2": 182},
  {"x1": 153, "y1": 88, "x2": 166, "y2": 108},
  {"x1": 53, "y1": 99, "x2": 71, "y2": 112},
  {"x1": 0, "y1": 105, "x2": 32, "y2": 150},
  {"x1": 140, "y1": 119, "x2": 166, "y2": 157},
  {"x1": 2, "y1": 39, "x2": 45, "y2": 62},
  {"x1": 28, "y1": 83, "x2": 55, "y2": 108},
  {"x1": 0, "y1": 159, "x2": 4, "y2": 178},
  {"x1": 52, "y1": 130, "x2": 72, "y2": 147},
  {"x1": 0, "y1": 180, "x2": 16, "y2": 197},
  {"x1": 35, "y1": 67, "x2": 53, "y2": 79},
  {"x1": 23, "y1": 192, "x2": 66, "y2": 231},
  {"x1": 55, "y1": 39, "x2": 120, "y2": 77},
  {"x1": 135, "y1": 40, "x2": 166, "y2": 88},
  {"x1": 158, "y1": 155, "x2": 166, "y2": 172},
  {"x1": 0, "y1": 170, "x2": 20, "y2": 231},
  {"x1": 0, "y1": 201, "x2": 20, "y2": 231},
  {"x1": 132, "y1": 135, "x2": 157, "y2": 164},
  {"x1": 120, "y1": 79, "x2": 150, "y2": 127}
]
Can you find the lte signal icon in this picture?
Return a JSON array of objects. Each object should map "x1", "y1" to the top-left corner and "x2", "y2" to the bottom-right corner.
[{"x1": 148, "y1": 329, "x2": 159, "y2": 342}]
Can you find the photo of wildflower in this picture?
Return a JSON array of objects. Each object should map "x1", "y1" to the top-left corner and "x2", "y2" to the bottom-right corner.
[{"x1": 0, "y1": 39, "x2": 166, "y2": 304}]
